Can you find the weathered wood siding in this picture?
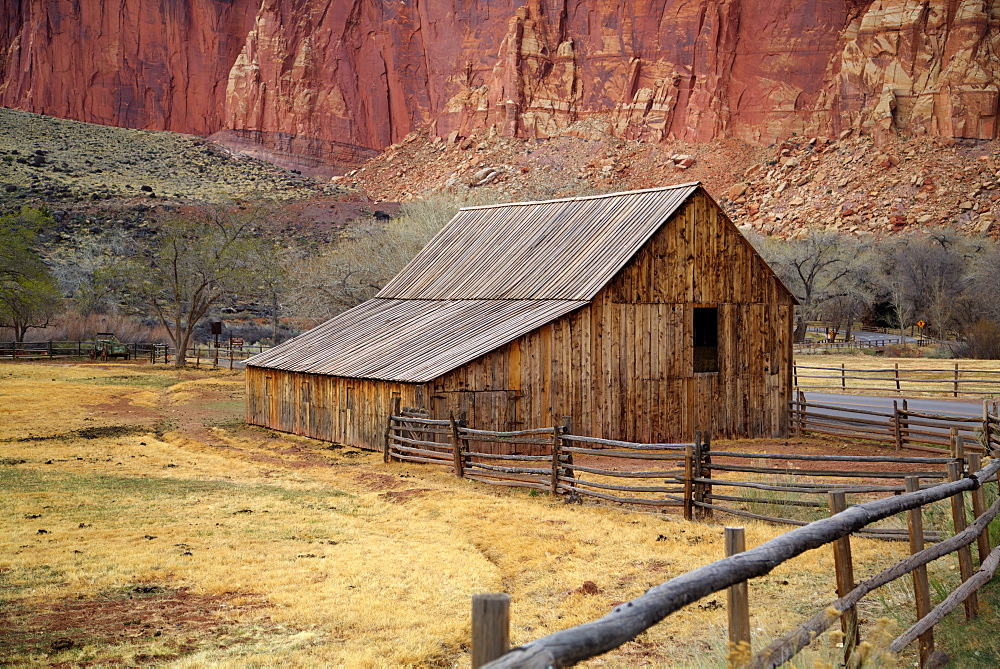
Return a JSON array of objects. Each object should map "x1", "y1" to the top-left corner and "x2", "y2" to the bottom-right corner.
[
  {"x1": 247, "y1": 191, "x2": 793, "y2": 450},
  {"x1": 246, "y1": 366, "x2": 422, "y2": 449}
]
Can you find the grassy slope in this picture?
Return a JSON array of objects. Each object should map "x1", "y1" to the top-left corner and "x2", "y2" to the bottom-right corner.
[
  {"x1": 0, "y1": 108, "x2": 344, "y2": 207},
  {"x1": 0, "y1": 361, "x2": 977, "y2": 667}
]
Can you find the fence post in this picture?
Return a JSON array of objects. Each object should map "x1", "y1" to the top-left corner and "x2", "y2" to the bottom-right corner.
[
  {"x1": 703, "y1": 433, "x2": 713, "y2": 520},
  {"x1": 384, "y1": 396, "x2": 401, "y2": 463},
  {"x1": 471, "y1": 593, "x2": 510, "y2": 669},
  {"x1": 967, "y1": 453, "x2": 991, "y2": 567},
  {"x1": 550, "y1": 423, "x2": 563, "y2": 496},
  {"x1": 560, "y1": 416, "x2": 575, "y2": 485},
  {"x1": 950, "y1": 428, "x2": 965, "y2": 466},
  {"x1": 905, "y1": 476, "x2": 934, "y2": 666},
  {"x1": 693, "y1": 432, "x2": 704, "y2": 519},
  {"x1": 725, "y1": 527, "x2": 751, "y2": 663},
  {"x1": 450, "y1": 412, "x2": 465, "y2": 479},
  {"x1": 828, "y1": 492, "x2": 859, "y2": 663},
  {"x1": 954, "y1": 362, "x2": 960, "y2": 398},
  {"x1": 947, "y1": 461, "x2": 978, "y2": 619},
  {"x1": 901, "y1": 399, "x2": 909, "y2": 447},
  {"x1": 797, "y1": 390, "x2": 805, "y2": 436},
  {"x1": 894, "y1": 362, "x2": 900, "y2": 392},
  {"x1": 841, "y1": 362, "x2": 846, "y2": 390},
  {"x1": 893, "y1": 400, "x2": 902, "y2": 451},
  {"x1": 984, "y1": 402, "x2": 992, "y2": 452},
  {"x1": 683, "y1": 444, "x2": 694, "y2": 521}
]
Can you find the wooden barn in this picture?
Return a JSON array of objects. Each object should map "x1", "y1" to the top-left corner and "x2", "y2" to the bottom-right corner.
[{"x1": 245, "y1": 183, "x2": 796, "y2": 450}]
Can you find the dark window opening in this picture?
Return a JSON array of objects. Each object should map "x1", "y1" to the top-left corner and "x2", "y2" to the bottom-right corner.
[{"x1": 693, "y1": 307, "x2": 719, "y2": 373}]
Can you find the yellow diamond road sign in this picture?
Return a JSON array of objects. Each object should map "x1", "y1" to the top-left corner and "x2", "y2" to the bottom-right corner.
[{"x1": 917, "y1": 320, "x2": 926, "y2": 327}]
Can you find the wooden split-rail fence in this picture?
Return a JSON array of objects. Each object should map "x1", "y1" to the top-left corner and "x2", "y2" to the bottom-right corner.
[
  {"x1": 795, "y1": 362, "x2": 1000, "y2": 397},
  {"x1": 476, "y1": 456, "x2": 1000, "y2": 669},
  {"x1": 791, "y1": 392, "x2": 999, "y2": 454},
  {"x1": 0, "y1": 340, "x2": 160, "y2": 360},
  {"x1": 385, "y1": 399, "x2": 976, "y2": 538},
  {"x1": 384, "y1": 399, "x2": 688, "y2": 509}
]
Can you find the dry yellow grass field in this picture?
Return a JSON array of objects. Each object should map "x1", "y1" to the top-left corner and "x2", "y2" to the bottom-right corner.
[
  {"x1": 0, "y1": 362, "x2": 960, "y2": 667},
  {"x1": 794, "y1": 354, "x2": 1000, "y2": 398}
]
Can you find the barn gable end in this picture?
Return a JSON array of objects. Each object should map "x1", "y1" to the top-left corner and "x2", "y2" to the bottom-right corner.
[{"x1": 246, "y1": 184, "x2": 795, "y2": 449}]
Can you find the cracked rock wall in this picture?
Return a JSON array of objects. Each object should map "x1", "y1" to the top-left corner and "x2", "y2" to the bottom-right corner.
[{"x1": 2, "y1": 0, "x2": 998, "y2": 171}]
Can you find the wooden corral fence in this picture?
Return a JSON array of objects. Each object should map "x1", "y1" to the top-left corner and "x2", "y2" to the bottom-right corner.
[
  {"x1": 0, "y1": 340, "x2": 160, "y2": 360},
  {"x1": 795, "y1": 362, "x2": 1000, "y2": 397},
  {"x1": 692, "y1": 445, "x2": 964, "y2": 541},
  {"x1": 791, "y1": 393, "x2": 999, "y2": 454},
  {"x1": 383, "y1": 398, "x2": 689, "y2": 509},
  {"x1": 0, "y1": 340, "x2": 269, "y2": 367},
  {"x1": 478, "y1": 456, "x2": 1000, "y2": 669},
  {"x1": 147, "y1": 343, "x2": 272, "y2": 367}
]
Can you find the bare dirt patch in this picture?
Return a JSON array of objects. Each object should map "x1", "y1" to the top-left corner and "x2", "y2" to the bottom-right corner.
[
  {"x1": 353, "y1": 471, "x2": 404, "y2": 491},
  {"x1": 0, "y1": 588, "x2": 271, "y2": 664},
  {"x1": 379, "y1": 488, "x2": 434, "y2": 503}
]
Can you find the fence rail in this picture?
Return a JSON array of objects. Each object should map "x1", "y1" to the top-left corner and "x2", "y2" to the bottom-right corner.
[
  {"x1": 481, "y1": 457, "x2": 1000, "y2": 668},
  {"x1": 795, "y1": 362, "x2": 1000, "y2": 397}
]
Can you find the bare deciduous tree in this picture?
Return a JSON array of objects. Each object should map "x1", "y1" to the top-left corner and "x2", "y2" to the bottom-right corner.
[
  {"x1": 287, "y1": 196, "x2": 477, "y2": 324},
  {"x1": 753, "y1": 231, "x2": 870, "y2": 341},
  {"x1": 109, "y1": 206, "x2": 277, "y2": 366}
]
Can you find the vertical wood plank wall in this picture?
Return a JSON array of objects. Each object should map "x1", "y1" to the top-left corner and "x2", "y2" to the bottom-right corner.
[
  {"x1": 246, "y1": 191, "x2": 794, "y2": 450},
  {"x1": 246, "y1": 367, "x2": 422, "y2": 449}
]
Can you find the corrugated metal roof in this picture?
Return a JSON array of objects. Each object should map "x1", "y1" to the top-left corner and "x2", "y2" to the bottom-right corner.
[
  {"x1": 248, "y1": 184, "x2": 702, "y2": 380},
  {"x1": 244, "y1": 298, "x2": 586, "y2": 382},
  {"x1": 377, "y1": 183, "x2": 700, "y2": 300}
]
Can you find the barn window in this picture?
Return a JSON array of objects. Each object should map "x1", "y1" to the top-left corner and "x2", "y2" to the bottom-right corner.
[{"x1": 693, "y1": 307, "x2": 719, "y2": 373}]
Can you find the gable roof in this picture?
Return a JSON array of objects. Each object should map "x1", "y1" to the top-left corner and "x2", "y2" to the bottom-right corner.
[{"x1": 247, "y1": 183, "x2": 702, "y2": 381}]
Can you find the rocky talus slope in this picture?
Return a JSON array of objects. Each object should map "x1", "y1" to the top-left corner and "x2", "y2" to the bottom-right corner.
[
  {"x1": 341, "y1": 127, "x2": 999, "y2": 238},
  {"x1": 3, "y1": 1, "x2": 999, "y2": 172}
]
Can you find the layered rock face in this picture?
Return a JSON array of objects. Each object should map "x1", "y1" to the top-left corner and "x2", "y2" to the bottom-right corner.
[{"x1": 2, "y1": 0, "x2": 998, "y2": 172}]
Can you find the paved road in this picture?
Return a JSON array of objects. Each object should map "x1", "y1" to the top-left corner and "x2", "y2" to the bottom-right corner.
[
  {"x1": 807, "y1": 327, "x2": 920, "y2": 345},
  {"x1": 851, "y1": 330, "x2": 919, "y2": 345}
]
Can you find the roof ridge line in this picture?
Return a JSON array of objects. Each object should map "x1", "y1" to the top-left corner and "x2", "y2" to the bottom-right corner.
[{"x1": 458, "y1": 182, "x2": 702, "y2": 211}]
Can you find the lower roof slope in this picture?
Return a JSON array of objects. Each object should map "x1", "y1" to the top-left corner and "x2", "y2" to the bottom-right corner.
[{"x1": 244, "y1": 298, "x2": 586, "y2": 382}]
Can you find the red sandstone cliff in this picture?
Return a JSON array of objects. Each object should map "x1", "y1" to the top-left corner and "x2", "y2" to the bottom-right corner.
[{"x1": 2, "y1": 1, "x2": 998, "y2": 174}]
